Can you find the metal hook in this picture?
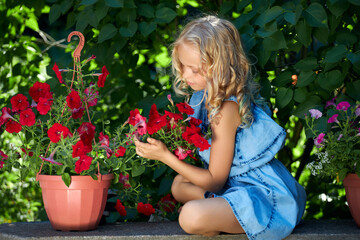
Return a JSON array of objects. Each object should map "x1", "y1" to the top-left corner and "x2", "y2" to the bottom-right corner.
[{"x1": 67, "y1": 31, "x2": 85, "y2": 59}]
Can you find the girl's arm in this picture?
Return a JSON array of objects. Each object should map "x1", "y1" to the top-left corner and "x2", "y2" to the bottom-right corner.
[{"x1": 134, "y1": 101, "x2": 240, "y2": 193}]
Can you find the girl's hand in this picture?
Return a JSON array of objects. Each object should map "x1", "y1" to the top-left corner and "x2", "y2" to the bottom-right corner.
[{"x1": 134, "y1": 137, "x2": 170, "y2": 162}]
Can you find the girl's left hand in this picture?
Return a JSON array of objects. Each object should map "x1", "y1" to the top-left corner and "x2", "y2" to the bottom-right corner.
[{"x1": 134, "y1": 137, "x2": 170, "y2": 162}]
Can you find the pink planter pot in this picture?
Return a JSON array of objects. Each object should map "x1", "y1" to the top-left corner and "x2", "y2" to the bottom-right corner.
[
  {"x1": 38, "y1": 174, "x2": 113, "y2": 231},
  {"x1": 343, "y1": 173, "x2": 360, "y2": 228}
]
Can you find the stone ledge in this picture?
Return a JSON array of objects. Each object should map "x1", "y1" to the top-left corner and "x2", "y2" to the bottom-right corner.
[{"x1": 0, "y1": 219, "x2": 359, "y2": 240}]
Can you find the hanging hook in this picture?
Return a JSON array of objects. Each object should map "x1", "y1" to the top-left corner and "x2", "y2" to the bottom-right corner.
[{"x1": 67, "y1": 31, "x2": 85, "y2": 59}]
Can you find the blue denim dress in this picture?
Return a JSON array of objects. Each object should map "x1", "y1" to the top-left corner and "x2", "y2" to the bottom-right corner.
[{"x1": 189, "y1": 90, "x2": 306, "y2": 240}]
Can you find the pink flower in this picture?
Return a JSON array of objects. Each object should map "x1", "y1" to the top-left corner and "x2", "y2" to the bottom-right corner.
[
  {"x1": 336, "y1": 101, "x2": 351, "y2": 111},
  {"x1": 337, "y1": 134, "x2": 343, "y2": 141},
  {"x1": 84, "y1": 86, "x2": 98, "y2": 107},
  {"x1": 328, "y1": 114, "x2": 339, "y2": 124},
  {"x1": 355, "y1": 106, "x2": 360, "y2": 117},
  {"x1": 314, "y1": 133, "x2": 325, "y2": 148},
  {"x1": 325, "y1": 96, "x2": 337, "y2": 108},
  {"x1": 0, "y1": 107, "x2": 15, "y2": 126},
  {"x1": 118, "y1": 173, "x2": 131, "y2": 189},
  {"x1": 174, "y1": 146, "x2": 191, "y2": 160},
  {"x1": 167, "y1": 94, "x2": 174, "y2": 106},
  {"x1": 309, "y1": 109, "x2": 322, "y2": 119},
  {"x1": 39, "y1": 149, "x2": 63, "y2": 165}
]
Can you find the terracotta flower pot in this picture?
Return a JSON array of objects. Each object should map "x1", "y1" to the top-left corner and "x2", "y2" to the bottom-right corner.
[
  {"x1": 38, "y1": 173, "x2": 113, "y2": 231},
  {"x1": 343, "y1": 173, "x2": 360, "y2": 228}
]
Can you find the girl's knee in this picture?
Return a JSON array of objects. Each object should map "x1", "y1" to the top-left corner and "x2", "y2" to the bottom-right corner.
[
  {"x1": 178, "y1": 201, "x2": 205, "y2": 234},
  {"x1": 171, "y1": 174, "x2": 184, "y2": 201}
]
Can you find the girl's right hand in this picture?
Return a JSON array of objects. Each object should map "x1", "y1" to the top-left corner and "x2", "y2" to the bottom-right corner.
[{"x1": 134, "y1": 137, "x2": 171, "y2": 163}]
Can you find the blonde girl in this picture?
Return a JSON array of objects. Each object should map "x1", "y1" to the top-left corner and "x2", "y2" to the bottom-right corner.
[{"x1": 134, "y1": 15, "x2": 306, "y2": 240}]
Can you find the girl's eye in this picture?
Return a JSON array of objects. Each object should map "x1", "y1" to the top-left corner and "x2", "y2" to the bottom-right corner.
[{"x1": 192, "y1": 69, "x2": 199, "y2": 74}]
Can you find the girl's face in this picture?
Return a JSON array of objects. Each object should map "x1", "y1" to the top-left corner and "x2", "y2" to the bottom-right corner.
[{"x1": 177, "y1": 42, "x2": 207, "y2": 91}]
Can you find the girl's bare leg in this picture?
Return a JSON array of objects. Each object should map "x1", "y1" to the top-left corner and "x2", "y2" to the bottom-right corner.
[
  {"x1": 179, "y1": 197, "x2": 245, "y2": 236},
  {"x1": 171, "y1": 174, "x2": 206, "y2": 203}
]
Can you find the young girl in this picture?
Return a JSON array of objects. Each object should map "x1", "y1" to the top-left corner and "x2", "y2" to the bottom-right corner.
[{"x1": 134, "y1": 15, "x2": 306, "y2": 240}]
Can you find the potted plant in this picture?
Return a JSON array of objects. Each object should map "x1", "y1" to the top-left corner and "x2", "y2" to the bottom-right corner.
[
  {"x1": 0, "y1": 31, "x2": 142, "y2": 231},
  {"x1": 305, "y1": 97, "x2": 360, "y2": 227}
]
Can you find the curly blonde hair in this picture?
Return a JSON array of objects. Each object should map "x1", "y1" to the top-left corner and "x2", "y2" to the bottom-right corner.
[{"x1": 172, "y1": 15, "x2": 262, "y2": 127}]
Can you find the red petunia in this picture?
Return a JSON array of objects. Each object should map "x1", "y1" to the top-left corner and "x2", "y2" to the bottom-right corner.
[
  {"x1": 66, "y1": 90, "x2": 82, "y2": 110},
  {"x1": 29, "y1": 81, "x2": 52, "y2": 102},
  {"x1": 97, "y1": 65, "x2": 109, "y2": 88},
  {"x1": 0, "y1": 107, "x2": 15, "y2": 126},
  {"x1": 72, "y1": 140, "x2": 92, "y2": 158},
  {"x1": 147, "y1": 104, "x2": 168, "y2": 135},
  {"x1": 52, "y1": 62, "x2": 63, "y2": 84},
  {"x1": 5, "y1": 119, "x2": 22, "y2": 133},
  {"x1": 0, "y1": 150, "x2": 8, "y2": 168},
  {"x1": 189, "y1": 134, "x2": 210, "y2": 151},
  {"x1": 190, "y1": 117, "x2": 202, "y2": 126},
  {"x1": 137, "y1": 202, "x2": 155, "y2": 216},
  {"x1": 47, "y1": 123, "x2": 71, "y2": 143},
  {"x1": 115, "y1": 199, "x2": 127, "y2": 216},
  {"x1": 118, "y1": 173, "x2": 131, "y2": 189},
  {"x1": 115, "y1": 146, "x2": 126, "y2": 157},
  {"x1": 164, "y1": 111, "x2": 183, "y2": 121},
  {"x1": 77, "y1": 122, "x2": 96, "y2": 146},
  {"x1": 176, "y1": 102, "x2": 194, "y2": 115},
  {"x1": 19, "y1": 108, "x2": 36, "y2": 126},
  {"x1": 75, "y1": 155, "x2": 92, "y2": 174},
  {"x1": 11, "y1": 94, "x2": 29, "y2": 112},
  {"x1": 182, "y1": 124, "x2": 201, "y2": 142},
  {"x1": 158, "y1": 194, "x2": 177, "y2": 213},
  {"x1": 174, "y1": 146, "x2": 192, "y2": 160},
  {"x1": 99, "y1": 132, "x2": 110, "y2": 147},
  {"x1": 128, "y1": 110, "x2": 147, "y2": 136},
  {"x1": 21, "y1": 148, "x2": 34, "y2": 157},
  {"x1": 84, "y1": 86, "x2": 98, "y2": 107},
  {"x1": 71, "y1": 107, "x2": 84, "y2": 119},
  {"x1": 37, "y1": 97, "x2": 53, "y2": 115},
  {"x1": 128, "y1": 109, "x2": 140, "y2": 126}
]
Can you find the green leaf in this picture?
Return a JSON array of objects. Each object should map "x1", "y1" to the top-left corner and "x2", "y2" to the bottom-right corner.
[
  {"x1": 138, "y1": 4, "x2": 154, "y2": 18},
  {"x1": 106, "y1": 211, "x2": 120, "y2": 224},
  {"x1": 124, "y1": 0, "x2": 136, "y2": 8},
  {"x1": 49, "y1": 4, "x2": 61, "y2": 24},
  {"x1": 60, "y1": 0, "x2": 73, "y2": 14},
  {"x1": 98, "y1": 23, "x2": 117, "y2": 43},
  {"x1": 347, "y1": 52, "x2": 360, "y2": 65},
  {"x1": 25, "y1": 16, "x2": 39, "y2": 32},
  {"x1": 346, "y1": 80, "x2": 360, "y2": 101},
  {"x1": 294, "y1": 88, "x2": 308, "y2": 103},
  {"x1": 293, "y1": 95, "x2": 322, "y2": 119},
  {"x1": 131, "y1": 164, "x2": 145, "y2": 177},
  {"x1": 263, "y1": 31, "x2": 287, "y2": 51},
  {"x1": 155, "y1": 7, "x2": 177, "y2": 24},
  {"x1": 348, "y1": 0, "x2": 360, "y2": 6},
  {"x1": 255, "y1": 6, "x2": 283, "y2": 26},
  {"x1": 272, "y1": 71, "x2": 292, "y2": 87},
  {"x1": 220, "y1": 1, "x2": 234, "y2": 14},
  {"x1": 80, "y1": 0, "x2": 98, "y2": 5},
  {"x1": 328, "y1": 0, "x2": 349, "y2": 17},
  {"x1": 313, "y1": 27, "x2": 329, "y2": 44},
  {"x1": 105, "y1": 0, "x2": 124, "y2": 8},
  {"x1": 324, "y1": 45, "x2": 348, "y2": 63},
  {"x1": 276, "y1": 87, "x2": 293, "y2": 109},
  {"x1": 284, "y1": 3, "x2": 302, "y2": 25},
  {"x1": 139, "y1": 22, "x2": 157, "y2": 37},
  {"x1": 294, "y1": 57, "x2": 318, "y2": 71},
  {"x1": 295, "y1": 19, "x2": 312, "y2": 47},
  {"x1": 297, "y1": 71, "x2": 316, "y2": 87},
  {"x1": 153, "y1": 165, "x2": 167, "y2": 179},
  {"x1": 317, "y1": 70, "x2": 342, "y2": 91},
  {"x1": 119, "y1": 21, "x2": 137, "y2": 37},
  {"x1": 304, "y1": 3, "x2": 328, "y2": 27},
  {"x1": 256, "y1": 20, "x2": 277, "y2": 38},
  {"x1": 119, "y1": 8, "x2": 136, "y2": 22},
  {"x1": 256, "y1": 44, "x2": 271, "y2": 69},
  {"x1": 95, "y1": 4, "x2": 109, "y2": 22},
  {"x1": 157, "y1": 176, "x2": 173, "y2": 196},
  {"x1": 62, "y1": 173, "x2": 71, "y2": 187},
  {"x1": 336, "y1": 29, "x2": 358, "y2": 46},
  {"x1": 236, "y1": 0, "x2": 252, "y2": 12}
]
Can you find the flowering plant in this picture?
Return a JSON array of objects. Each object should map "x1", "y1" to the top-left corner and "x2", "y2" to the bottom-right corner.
[{"x1": 305, "y1": 97, "x2": 360, "y2": 181}]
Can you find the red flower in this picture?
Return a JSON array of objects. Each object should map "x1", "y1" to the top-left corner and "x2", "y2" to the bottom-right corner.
[
  {"x1": 37, "y1": 97, "x2": 53, "y2": 115},
  {"x1": 97, "y1": 65, "x2": 109, "y2": 88},
  {"x1": 137, "y1": 202, "x2": 155, "y2": 216},
  {"x1": 190, "y1": 117, "x2": 202, "y2": 126},
  {"x1": 75, "y1": 155, "x2": 92, "y2": 174},
  {"x1": 128, "y1": 110, "x2": 147, "y2": 135},
  {"x1": 0, "y1": 161, "x2": 4, "y2": 168},
  {"x1": 72, "y1": 140, "x2": 92, "y2": 158},
  {"x1": 176, "y1": 102, "x2": 194, "y2": 115},
  {"x1": 115, "y1": 199, "x2": 127, "y2": 216},
  {"x1": 164, "y1": 111, "x2": 183, "y2": 121},
  {"x1": 147, "y1": 104, "x2": 168, "y2": 135},
  {"x1": 29, "y1": 81, "x2": 52, "y2": 102},
  {"x1": 118, "y1": 173, "x2": 131, "y2": 189},
  {"x1": 84, "y1": 86, "x2": 98, "y2": 107},
  {"x1": 11, "y1": 94, "x2": 29, "y2": 112},
  {"x1": 47, "y1": 123, "x2": 71, "y2": 143},
  {"x1": 189, "y1": 134, "x2": 210, "y2": 151},
  {"x1": 40, "y1": 149, "x2": 62, "y2": 165},
  {"x1": 99, "y1": 132, "x2": 110, "y2": 147},
  {"x1": 66, "y1": 90, "x2": 82, "y2": 110},
  {"x1": 19, "y1": 108, "x2": 36, "y2": 126},
  {"x1": 158, "y1": 194, "x2": 177, "y2": 213},
  {"x1": 0, "y1": 107, "x2": 15, "y2": 126},
  {"x1": 5, "y1": 119, "x2": 22, "y2": 133},
  {"x1": 21, "y1": 148, "x2": 34, "y2": 157},
  {"x1": 174, "y1": 146, "x2": 192, "y2": 160},
  {"x1": 128, "y1": 109, "x2": 140, "y2": 125},
  {"x1": 52, "y1": 62, "x2": 63, "y2": 84},
  {"x1": 0, "y1": 150, "x2": 8, "y2": 160},
  {"x1": 115, "y1": 146, "x2": 126, "y2": 157},
  {"x1": 71, "y1": 107, "x2": 85, "y2": 119},
  {"x1": 182, "y1": 125, "x2": 201, "y2": 142},
  {"x1": 77, "y1": 122, "x2": 96, "y2": 146}
]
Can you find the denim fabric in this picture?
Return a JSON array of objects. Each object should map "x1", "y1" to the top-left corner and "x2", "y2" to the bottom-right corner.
[{"x1": 189, "y1": 90, "x2": 307, "y2": 240}]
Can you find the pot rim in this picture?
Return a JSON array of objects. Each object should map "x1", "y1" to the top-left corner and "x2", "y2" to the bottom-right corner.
[{"x1": 38, "y1": 173, "x2": 114, "y2": 181}]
